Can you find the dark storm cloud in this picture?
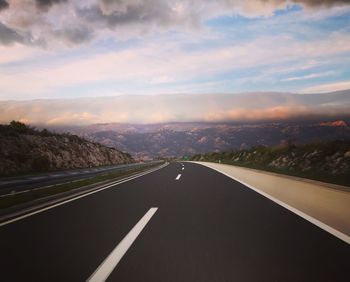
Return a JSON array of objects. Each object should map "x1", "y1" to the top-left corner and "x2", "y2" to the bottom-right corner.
[
  {"x1": 295, "y1": 0, "x2": 350, "y2": 7},
  {"x1": 78, "y1": 1, "x2": 190, "y2": 29},
  {"x1": 0, "y1": 0, "x2": 9, "y2": 11},
  {"x1": 53, "y1": 27, "x2": 94, "y2": 44},
  {"x1": 35, "y1": 0, "x2": 67, "y2": 10},
  {"x1": 0, "y1": 22, "x2": 23, "y2": 45},
  {"x1": 79, "y1": 0, "x2": 350, "y2": 31}
]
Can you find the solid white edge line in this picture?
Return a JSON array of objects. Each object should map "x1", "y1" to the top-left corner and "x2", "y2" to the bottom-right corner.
[
  {"x1": 175, "y1": 174, "x2": 181, "y2": 180},
  {"x1": 199, "y1": 164, "x2": 350, "y2": 245},
  {"x1": 0, "y1": 163, "x2": 168, "y2": 227},
  {"x1": 87, "y1": 207, "x2": 158, "y2": 282}
]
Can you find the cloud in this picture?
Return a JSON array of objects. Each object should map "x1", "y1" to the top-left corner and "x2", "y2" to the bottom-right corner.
[
  {"x1": 1, "y1": 0, "x2": 199, "y2": 47},
  {"x1": 0, "y1": 0, "x2": 9, "y2": 11},
  {"x1": 1, "y1": 31, "x2": 350, "y2": 99},
  {"x1": 281, "y1": 71, "x2": 335, "y2": 82},
  {"x1": 52, "y1": 27, "x2": 93, "y2": 45},
  {"x1": 302, "y1": 80, "x2": 350, "y2": 93},
  {"x1": 0, "y1": 0, "x2": 349, "y2": 47},
  {"x1": 0, "y1": 44, "x2": 41, "y2": 63},
  {"x1": 1, "y1": 1, "x2": 349, "y2": 100},
  {"x1": 295, "y1": 0, "x2": 350, "y2": 7},
  {"x1": 201, "y1": 106, "x2": 310, "y2": 122},
  {"x1": 0, "y1": 91, "x2": 349, "y2": 125},
  {"x1": 0, "y1": 22, "x2": 23, "y2": 45},
  {"x1": 76, "y1": 1, "x2": 201, "y2": 36},
  {"x1": 35, "y1": 0, "x2": 67, "y2": 10}
]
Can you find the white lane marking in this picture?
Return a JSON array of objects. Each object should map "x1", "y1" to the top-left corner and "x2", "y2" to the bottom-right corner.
[
  {"x1": 87, "y1": 208, "x2": 158, "y2": 282},
  {"x1": 204, "y1": 165, "x2": 350, "y2": 245},
  {"x1": 0, "y1": 163, "x2": 168, "y2": 227},
  {"x1": 0, "y1": 190, "x2": 31, "y2": 198},
  {"x1": 175, "y1": 174, "x2": 181, "y2": 180},
  {"x1": 0, "y1": 180, "x2": 23, "y2": 184},
  {"x1": 29, "y1": 176, "x2": 45, "y2": 180},
  {"x1": 182, "y1": 167, "x2": 184, "y2": 170},
  {"x1": 52, "y1": 174, "x2": 64, "y2": 177}
]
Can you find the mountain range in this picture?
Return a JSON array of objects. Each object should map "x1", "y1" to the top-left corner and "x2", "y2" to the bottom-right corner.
[{"x1": 57, "y1": 120, "x2": 350, "y2": 160}]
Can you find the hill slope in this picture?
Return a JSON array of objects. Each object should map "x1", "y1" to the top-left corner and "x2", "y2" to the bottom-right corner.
[
  {"x1": 191, "y1": 140, "x2": 350, "y2": 187},
  {"x1": 62, "y1": 120, "x2": 350, "y2": 159},
  {"x1": 0, "y1": 121, "x2": 133, "y2": 176}
]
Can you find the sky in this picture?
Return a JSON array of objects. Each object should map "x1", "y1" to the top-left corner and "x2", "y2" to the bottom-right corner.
[{"x1": 0, "y1": 0, "x2": 350, "y2": 124}]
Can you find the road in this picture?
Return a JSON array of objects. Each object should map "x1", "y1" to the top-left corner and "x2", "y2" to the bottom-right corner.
[
  {"x1": 0, "y1": 161, "x2": 161, "y2": 196},
  {"x1": 0, "y1": 162, "x2": 349, "y2": 282},
  {"x1": 196, "y1": 161, "x2": 350, "y2": 239}
]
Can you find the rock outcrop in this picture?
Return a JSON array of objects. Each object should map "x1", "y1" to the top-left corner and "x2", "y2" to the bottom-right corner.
[{"x1": 0, "y1": 121, "x2": 133, "y2": 176}]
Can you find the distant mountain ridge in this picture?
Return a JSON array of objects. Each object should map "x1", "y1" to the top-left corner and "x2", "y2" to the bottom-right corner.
[
  {"x1": 60, "y1": 120, "x2": 350, "y2": 159},
  {"x1": 320, "y1": 120, "x2": 348, "y2": 127},
  {"x1": 0, "y1": 121, "x2": 133, "y2": 176}
]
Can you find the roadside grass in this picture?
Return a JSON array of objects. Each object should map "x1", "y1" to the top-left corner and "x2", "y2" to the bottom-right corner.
[{"x1": 0, "y1": 163, "x2": 161, "y2": 210}]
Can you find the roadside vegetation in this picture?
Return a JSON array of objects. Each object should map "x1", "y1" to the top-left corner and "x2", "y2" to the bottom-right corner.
[
  {"x1": 190, "y1": 140, "x2": 350, "y2": 187},
  {"x1": 0, "y1": 121, "x2": 75, "y2": 139}
]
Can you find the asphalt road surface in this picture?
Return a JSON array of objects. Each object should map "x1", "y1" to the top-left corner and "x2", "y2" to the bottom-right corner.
[
  {"x1": 1, "y1": 162, "x2": 349, "y2": 282},
  {"x1": 0, "y1": 162, "x2": 160, "y2": 196}
]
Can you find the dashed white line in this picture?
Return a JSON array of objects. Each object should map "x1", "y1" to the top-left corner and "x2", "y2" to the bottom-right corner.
[
  {"x1": 175, "y1": 174, "x2": 181, "y2": 180},
  {"x1": 87, "y1": 207, "x2": 158, "y2": 282},
  {"x1": 182, "y1": 167, "x2": 184, "y2": 170}
]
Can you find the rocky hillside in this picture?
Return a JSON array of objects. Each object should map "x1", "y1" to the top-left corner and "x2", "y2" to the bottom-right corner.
[
  {"x1": 0, "y1": 121, "x2": 133, "y2": 176},
  {"x1": 191, "y1": 140, "x2": 350, "y2": 187}
]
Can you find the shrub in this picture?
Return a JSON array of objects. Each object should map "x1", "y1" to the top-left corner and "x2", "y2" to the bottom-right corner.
[
  {"x1": 31, "y1": 156, "x2": 51, "y2": 172},
  {"x1": 9, "y1": 121, "x2": 29, "y2": 133},
  {"x1": 0, "y1": 121, "x2": 36, "y2": 136},
  {"x1": 40, "y1": 128, "x2": 52, "y2": 137}
]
